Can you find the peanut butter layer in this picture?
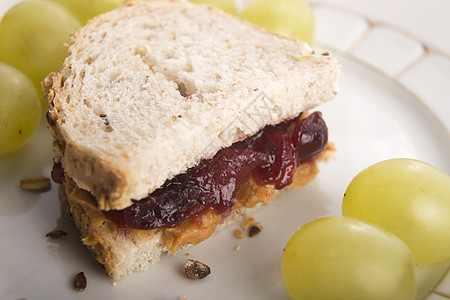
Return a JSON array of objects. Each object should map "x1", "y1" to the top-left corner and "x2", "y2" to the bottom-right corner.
[{"x1": 160, "y1": 147, "x2": 332, "y2": 254}]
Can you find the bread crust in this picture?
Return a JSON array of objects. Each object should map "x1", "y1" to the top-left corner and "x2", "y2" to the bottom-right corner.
[{"x1": 45, "y1": 0, "x2": 340, "y2": 211}]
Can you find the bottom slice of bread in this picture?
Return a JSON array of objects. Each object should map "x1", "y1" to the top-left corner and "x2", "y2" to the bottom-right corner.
[{"x1": 62, "y1": 146, "x2": 333, "y2": 282}]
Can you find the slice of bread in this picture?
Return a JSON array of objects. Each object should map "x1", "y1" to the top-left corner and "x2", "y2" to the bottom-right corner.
[{"x1": 44, "y1": 0, "x2": 340, "y2": 211}]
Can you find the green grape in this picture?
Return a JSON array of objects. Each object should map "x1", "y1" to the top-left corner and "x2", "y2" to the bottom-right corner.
[
  {"x1": 0, "y1": 0, "x2": 81, "y2": 98},
  {"x1": 189, "y1": 0, "x2": 237, "y2": 15},
  {"x1": 342, "y1": 159, "x2": 450, "y2": 265},
  {"x1": 48, "y1": 0, "x2": 125, "y2": 25},
  {"x1": 241, "y1": 0, "x2": 314, "y2": 44},
  {"x1": 0, "y1": 62, "x2": 41, "y2": 155},
  {"x1": 281, "y1": 216, "x2": 415, "y2": 300}
]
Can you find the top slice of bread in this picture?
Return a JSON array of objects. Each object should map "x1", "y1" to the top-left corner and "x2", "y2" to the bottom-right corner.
[{"x1": 45, "y1": 0, "x2": 340, "y2": 210}]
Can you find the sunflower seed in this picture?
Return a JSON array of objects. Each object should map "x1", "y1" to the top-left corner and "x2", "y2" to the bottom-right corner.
[
  {"x1": 74, "y1": 272, "x2": 87, "y2": 291},
  {"x1": 184, "y1": 259, "x2": 210, "y2": 280},
  {"x1": 248, "y1": 222, "x2": 262, "y2": 237},
  {"x1": 20, "y1": 176, "x2": 51, "y2": 191},
  {"x1": 46, "y1": 230, "x2": 67, "y2": 239}
]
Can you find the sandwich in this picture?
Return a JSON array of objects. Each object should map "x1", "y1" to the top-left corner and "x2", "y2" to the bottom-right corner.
[{"x1": 43, "y1": 0, "x2": 340, "y2": 281}]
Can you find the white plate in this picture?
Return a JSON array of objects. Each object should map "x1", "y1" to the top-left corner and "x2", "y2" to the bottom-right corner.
[{"x1": 1, "y1": 1, "x2": 449, "y2": 300}]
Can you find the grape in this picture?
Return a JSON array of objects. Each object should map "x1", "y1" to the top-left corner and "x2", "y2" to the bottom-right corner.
[
  {"x1": 0, "y1": 62, "x2": 41, "y2": 155},
  {"x1": 0, "y1": 1, "x2": 81, "y2": 98},
  {"x1": 241, "y1": 0, "x2": 314, "y2": 44},
  {"x1": 48, "y1": 0, "x2": 125, "y2": 25},
  {"x1": 189, "y1": 0, "x2": 237, "y2": 15},
  {"x1": 281, "y1": 216, "x2": 415, "y2": 300},
  {"x1": 343, "y1": 159, "x2": 450, "y2": 265}
]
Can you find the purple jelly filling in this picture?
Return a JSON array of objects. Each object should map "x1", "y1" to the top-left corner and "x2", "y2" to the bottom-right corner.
[{"x1": 52, "y1": 112, "x2": 328, "y2": 230}]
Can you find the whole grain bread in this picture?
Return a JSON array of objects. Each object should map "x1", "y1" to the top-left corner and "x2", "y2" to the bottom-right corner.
[{"x1": 45, "y1": 0, "x2": 340, "y2": 211}]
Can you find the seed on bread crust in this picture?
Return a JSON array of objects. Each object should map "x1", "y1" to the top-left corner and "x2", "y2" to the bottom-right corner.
[
  {"x1": 20, "y1": 176, "x2": 51, "y2": 191},
  {"x1": 184, "y1": 259, "x2": 210, "y2": 280}
]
